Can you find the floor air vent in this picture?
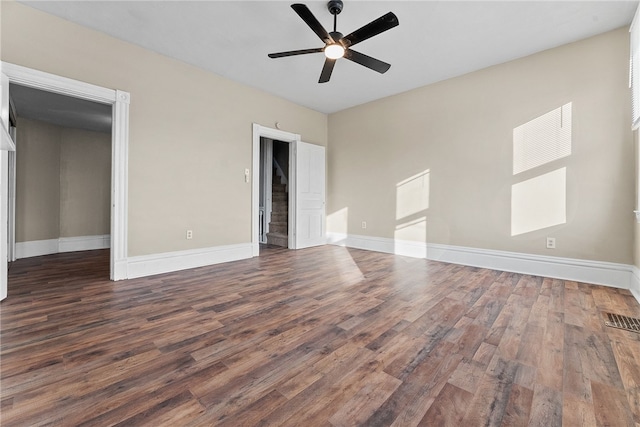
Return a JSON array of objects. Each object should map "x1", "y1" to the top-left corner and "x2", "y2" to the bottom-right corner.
[{"x1": 604, "y1": 312, "x2": 640, "y2": 333}]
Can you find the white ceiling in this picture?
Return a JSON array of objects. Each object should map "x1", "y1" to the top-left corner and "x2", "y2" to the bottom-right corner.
[{"x1": 18, "y1": 0, "x2": 640, "y2": 114}]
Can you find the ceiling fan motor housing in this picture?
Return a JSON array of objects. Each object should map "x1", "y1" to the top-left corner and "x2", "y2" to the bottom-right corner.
[
  {"x1": 329, "y1": 31, "x2": 344, "y2": 42},
  {"x1": 328, "y1": 0, "x2": 343, "y2": 15}
]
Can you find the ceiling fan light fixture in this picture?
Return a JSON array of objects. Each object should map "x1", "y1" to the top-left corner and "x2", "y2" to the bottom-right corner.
[{"x1": 324, "y1": 43, "x2": 345, "y2": 59}]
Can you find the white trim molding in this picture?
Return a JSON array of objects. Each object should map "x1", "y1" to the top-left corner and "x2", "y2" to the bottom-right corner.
[
  {"x1": 111, "y1": 90, "x2": 130, "y2": 280},
  {"x1": 426, "y1": 243, "x2": 632, "y2": 290},
  {"x1": 3, "y1": 63, "x2": 115, "y2": 103},
  {"x1": 127, "y1": 243, "x2": 253, "y2": 279},
  {"x1": 59, "y1": 235, "x2": 111, "y2": 253},
  {"x1": 0, "y1": 121, "x2": 15, "y2": 151},
  {"x1": 16, "y1": 239, "x2": 58, "y2": 259},
  {"x1": 251, "y1": 124, "x2": 301, "y2": 255},
  {"x1": 632, "y1": 267, "x2": 640, "y2": 303},
  {"x1": 16, "y1": 235, "x2": 110, "y2": 259},
  {"x1": 327, "y1": 233, "x2": 428, "y2": 259},
  {"x1": 328, "y1": 233, "x2": 638, "y2": 301}
]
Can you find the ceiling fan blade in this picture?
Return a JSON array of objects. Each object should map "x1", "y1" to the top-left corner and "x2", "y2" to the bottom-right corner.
[
  {"x1": 291, "y1": 4, "x2": 334, "y2": 44},
  {"x1": 268, "y1": 48, "x2": 324, "y2": 58},
  {"x1": 319, "y1": 58, "x2": 336, "y2": 83},
  {"x1": 344, "y1": 49, "x2": 391, "y2": 74},
  {"x1": 342, "y1": 12, "x2": 399, "y2": 47}
]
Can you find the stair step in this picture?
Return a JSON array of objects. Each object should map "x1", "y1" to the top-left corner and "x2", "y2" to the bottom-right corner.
[
  {"x1": 272, "y1": 186, "x2": 287, "y2": 195},
  {"x1": 269, "y1": 222, "x2": 288, "y2": 234},
  {"x1": 266, "y1": 232, "x2": 288, "y2": 248},
  {"x1": 269, "y1": 169, "x2": 288, "y2": 239},
  {"x1": 271, "y1": 212, "x2": 287, "y2": 222},
  {"x1": 272, "y1": 201, "x2": 288, "y2": 212}
]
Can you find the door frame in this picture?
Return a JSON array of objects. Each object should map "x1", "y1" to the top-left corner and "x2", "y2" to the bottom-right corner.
[
  {"x1": 1, "y1": 62, "x2": 130, "y2": 282},
  {"x1": 252, "y1": 124, "x2": 298, "y2": 255},
  {"x1": 260, "y1": 137, "x2": 273, "y2": 243},
  {"x1": 7, "y1": 98, "x2": 17, "y2": 263}
]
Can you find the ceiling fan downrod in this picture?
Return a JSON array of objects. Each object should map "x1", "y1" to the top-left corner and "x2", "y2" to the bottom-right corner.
[{"x1": 328, "y1": 0, "x2": 343, "y2": 32}]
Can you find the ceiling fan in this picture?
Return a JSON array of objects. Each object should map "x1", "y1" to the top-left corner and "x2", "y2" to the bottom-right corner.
[{"x1": 268, "y1": 1, "x2": 399, "y2": 83}]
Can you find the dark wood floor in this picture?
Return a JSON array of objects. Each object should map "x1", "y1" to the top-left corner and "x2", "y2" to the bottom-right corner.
[{"x1": 1, "y1": 245, "x2": 639, "y2": 426}]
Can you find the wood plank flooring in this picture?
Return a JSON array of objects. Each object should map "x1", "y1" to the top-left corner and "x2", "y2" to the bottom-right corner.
[{"x1": 1, "y1": 245, "x2": 640, "y2": 426}]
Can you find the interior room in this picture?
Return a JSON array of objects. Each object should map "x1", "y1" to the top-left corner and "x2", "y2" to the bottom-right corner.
[
  {"x1": 1, "y1": 1, "x2": 640, "y2": 425},
  {"x1": 9, "y1": 84, "x2": 112, "y2": 266}
]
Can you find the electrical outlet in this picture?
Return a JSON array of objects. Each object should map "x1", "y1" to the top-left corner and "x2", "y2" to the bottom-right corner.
[
  {"x1": 361, "y1": 221, "x2": 367, "y2": 229},
  {"x1": 186, "y1": 230, "x2": 193, "y2": 240},
  {"x1": 546, "y1": 237, "x2": 555, "y2": 249}
]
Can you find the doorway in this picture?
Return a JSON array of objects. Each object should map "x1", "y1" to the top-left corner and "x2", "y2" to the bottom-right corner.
[
  {"x1": 9, "y1": 83, "x2": 112, "y2": 265},
  {"x1": 1, "y1": 62, "x2": 130, "y2": 301},
  {"x1": 252, "y1": 124, "x2": 297, "y2": 255},
  {"x1": 259, "y1": 137, "x2": 290, "y2": 248},
  {"x1": 251, "y1": 124, "x2": 327, "y2": 257}
]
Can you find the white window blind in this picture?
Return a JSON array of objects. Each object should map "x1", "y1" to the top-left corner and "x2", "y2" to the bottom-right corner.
[{"x1": 630, "y1": 5, "x2": 640, "y2": 129}]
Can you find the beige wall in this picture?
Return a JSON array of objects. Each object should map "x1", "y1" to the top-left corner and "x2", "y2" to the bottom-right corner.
[
  {"x1": 59, "y1": 127, "x2": 111, "y2": 238},
  {"x1": 328, "y1": 27, "x2": 634, "y2": 264},
  {"x1": 15, "y1": 118, "x2": 111, "y2": 242},
  {"x1": 1, "y1": 1, "x2": 328, "y2": 256},
  {"x1": 15, "y1": 119, "x2": 61, "y2": 242}
]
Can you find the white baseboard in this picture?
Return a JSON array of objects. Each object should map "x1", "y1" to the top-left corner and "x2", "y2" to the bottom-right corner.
[
  {"x1": 15, "y1": 239, "x2": 59, "y2": 258},
  {"x1": 327, "y1": 233, "x2": 638, "y2": 302},
  {"x1": 113, "y1": 258, "x2": 128, "y2": 281},
  {"x1": 127, "y1": 243, "x2": 253, "y2": 279},
  {"x1": 16, "y1": 235, "x2": 110, "y2": 259},
  {"x1": 632, "y1": 267, "x2": 640, "y2": 303},
  {"x1": 59, "y1": 235, "x2": 111, "y2": 253},
  {"x1": 327, "y1": 233, "x2": 428, "y2": 259}
]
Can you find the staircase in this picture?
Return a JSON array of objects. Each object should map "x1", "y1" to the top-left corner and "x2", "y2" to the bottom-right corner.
[{"x1": 266, "y1": 168, "x2": 288, "y2": 247}]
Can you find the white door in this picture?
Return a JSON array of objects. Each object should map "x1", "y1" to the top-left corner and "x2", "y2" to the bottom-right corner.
[{"x1": 295, "y1": 141, "x2": 325, "y2": 249}]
